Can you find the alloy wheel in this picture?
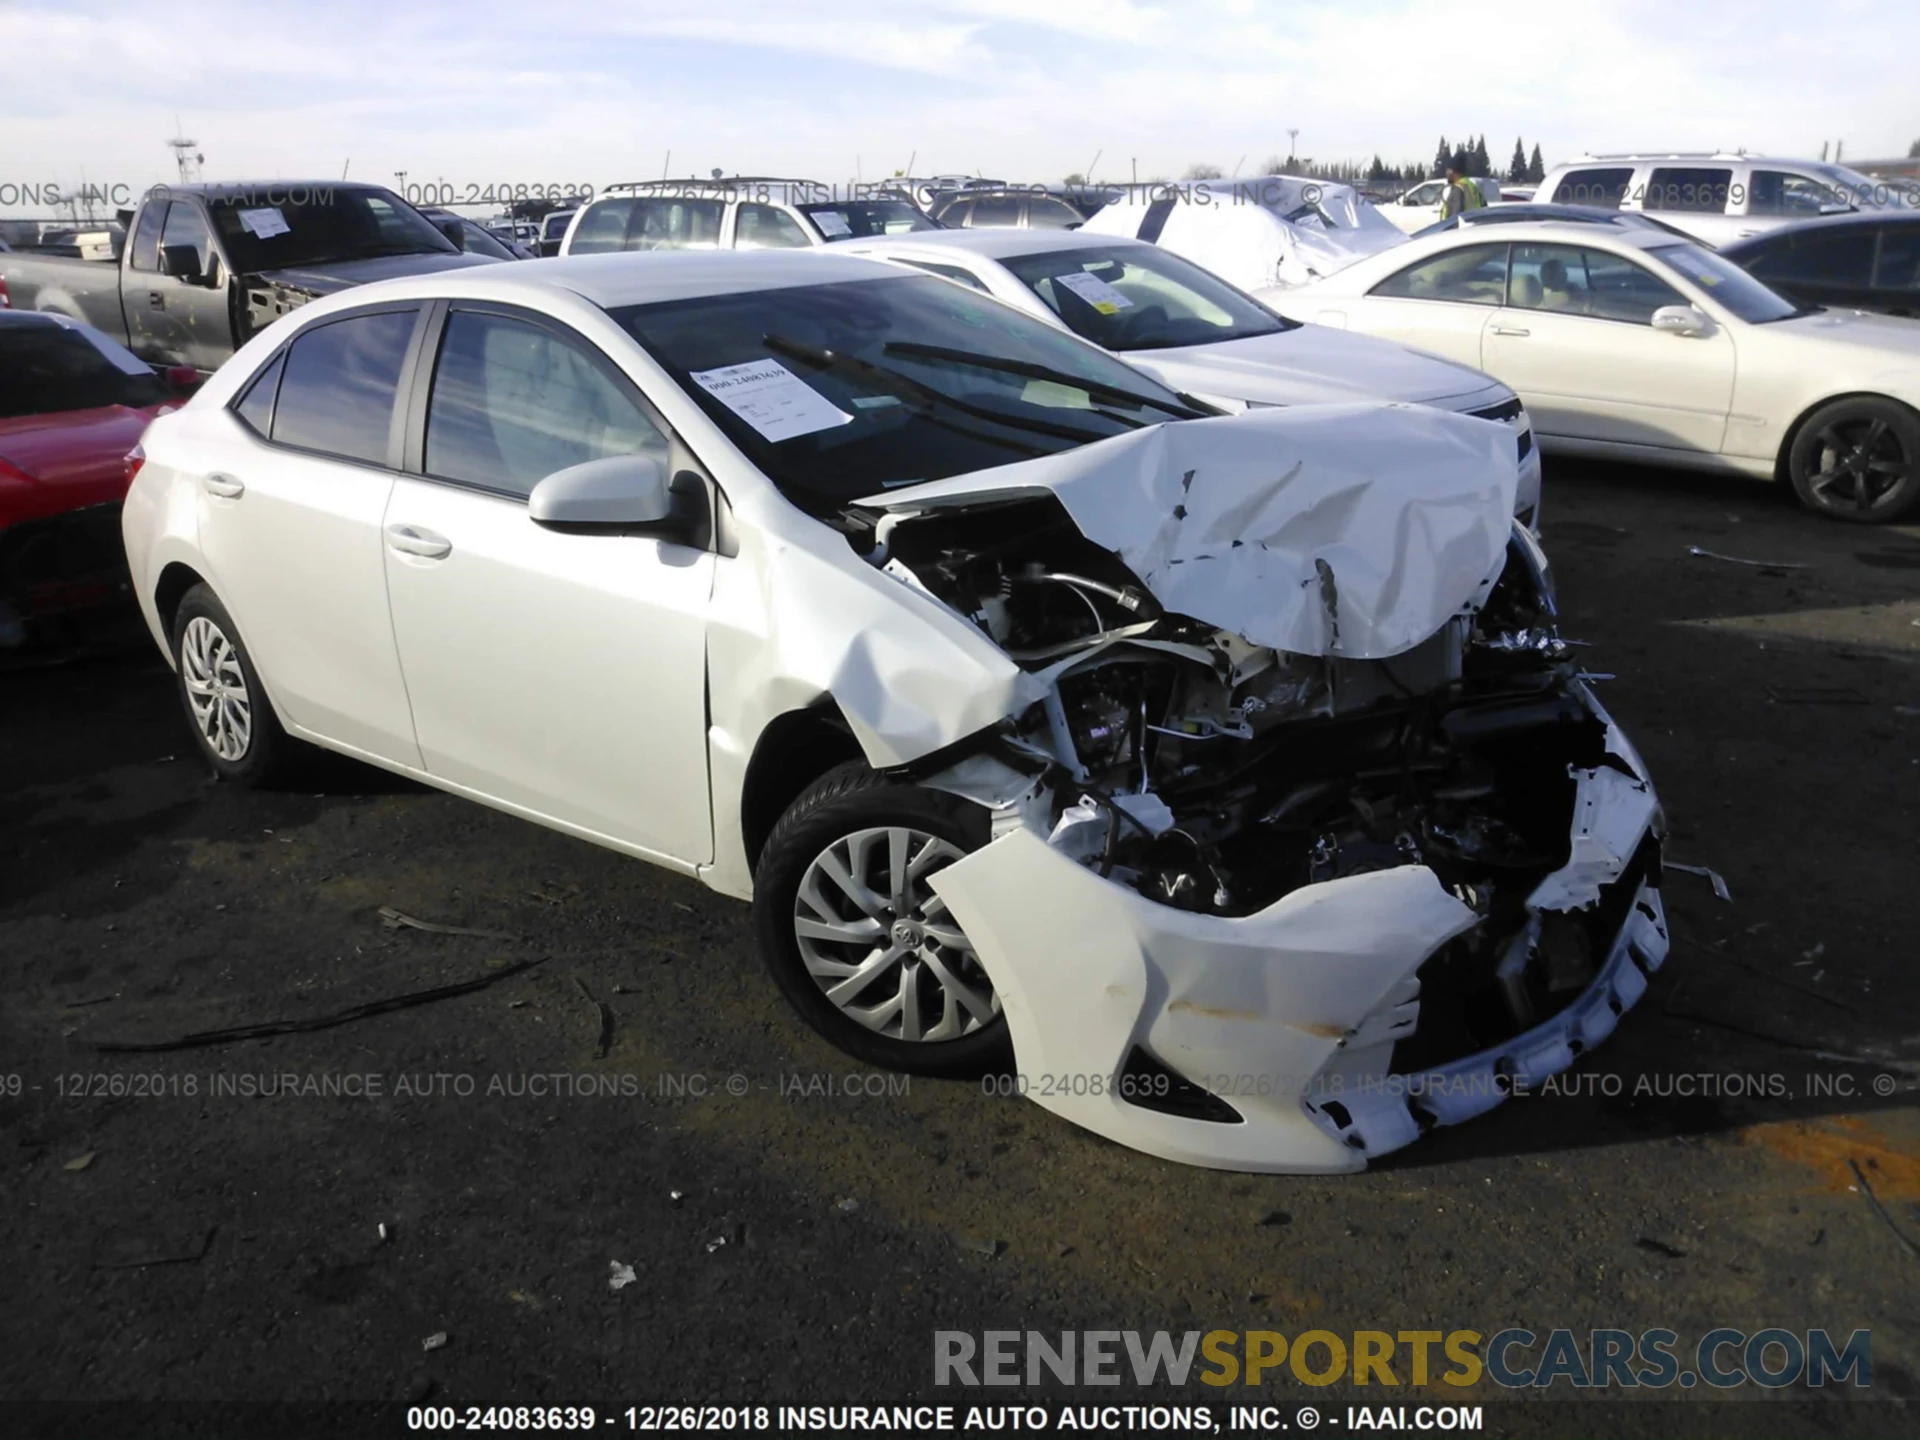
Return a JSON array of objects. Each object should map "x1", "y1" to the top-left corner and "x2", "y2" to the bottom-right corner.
[
  {"x1": 180, "y1": 615, "x2": 253, "y2": 762},
  {"x1": 1804, "y1": 416, "x2": 1913, "y2": 516},
  {"x1": 792, "y1": 826, "x2": 999, "y2": 1043}
]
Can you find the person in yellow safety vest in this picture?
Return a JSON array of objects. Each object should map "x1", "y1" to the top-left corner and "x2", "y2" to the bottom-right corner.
[{"x1": 1440, "y1": 152, "x2": 1486, "y2": 221}]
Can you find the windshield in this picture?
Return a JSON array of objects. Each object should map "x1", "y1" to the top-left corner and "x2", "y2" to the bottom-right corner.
[
  {"x1": 205, "y1": 186, "x2": 458, "y2": 272},
  {"x1": 0, "y1": 321, "x2": 169, "y2": 418},
  {"x1": 1651, "y1": 243, "x2": 1801, "y2": 323},
  {"x1": 799, "y1": 201, "x2": 939, "y2": 241},
  {"x1": 1001, "y1": 244, "x2": 1293, "y2": 352},
  {"x1": 613, "y1": 274, "x2": 1201, "y2": 515}
]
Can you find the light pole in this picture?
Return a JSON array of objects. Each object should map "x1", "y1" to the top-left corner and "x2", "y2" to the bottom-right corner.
[{"x1": 1287, "y1": 129, "x2": 1299, "y2": 169}]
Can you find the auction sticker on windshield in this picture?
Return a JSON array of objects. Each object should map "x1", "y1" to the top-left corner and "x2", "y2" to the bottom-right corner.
[
  {"x1": 237, "y1": 206, "x2": 291, "y2": 239},
  {"x1": 812, "y1": 210, "x2": 853, "y2": 237},
  {"x1": 690, "y1": 358, "x2": 854, "y2": 442},
  {"x1": 1054, "y1": 270, "x2": 1133, "y2": 314}
]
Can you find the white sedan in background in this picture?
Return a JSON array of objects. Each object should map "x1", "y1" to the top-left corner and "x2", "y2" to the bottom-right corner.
[
  {"x1": 117, "y1": 250, "x2": 1664, "y2": 1173},
  {"x1": 1285, "y1": 220, "x2": 1920, "y2": 521},
  {"x1": 833, "y1": 228, "x2": 1542, "y2": 524}
]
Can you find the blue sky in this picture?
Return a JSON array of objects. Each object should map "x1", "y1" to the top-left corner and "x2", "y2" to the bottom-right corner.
[{"x1": 3, "y1": 0, "x2": 1915, "y2": 214}]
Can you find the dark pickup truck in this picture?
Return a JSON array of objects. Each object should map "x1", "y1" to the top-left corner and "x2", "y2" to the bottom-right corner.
[{"x1": 0, "y1": 182, "x2": 499, "y2": 375}]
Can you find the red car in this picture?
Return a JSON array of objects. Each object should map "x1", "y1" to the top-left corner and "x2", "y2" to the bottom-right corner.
[{"x1": 0, "y1": 310, "x2": 194, "y2": 647}]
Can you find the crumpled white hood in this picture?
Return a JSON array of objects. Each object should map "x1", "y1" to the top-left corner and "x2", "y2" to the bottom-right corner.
[{"x1": 860, "y1": 402, "x2": 1518, "y2": 659}]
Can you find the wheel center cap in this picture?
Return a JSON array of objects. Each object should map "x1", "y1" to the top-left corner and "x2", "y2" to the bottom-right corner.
[{"x1": 890, "y1": 918, "x2": 924, "y2": 949}]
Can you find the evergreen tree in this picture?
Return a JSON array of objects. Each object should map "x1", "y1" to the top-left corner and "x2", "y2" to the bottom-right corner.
[
  {"x1": 1368, "y1": 154, "x2": 1387, "y2": 182},
  {"x1": 1509, "y1": 138, "x2": 1527, "y2": 183},
  {"x1": 1472, "y1": 135, "x2": 1491, "y2": 175},
  {"x1": 1527, "y1": 143, "x2": 1545, "y2": 183},
  {"x1": 1434, "y1": 136, "x2": 1451, "y2": 176}
]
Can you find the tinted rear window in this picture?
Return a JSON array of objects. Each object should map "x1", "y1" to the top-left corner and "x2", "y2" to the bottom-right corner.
[
  {"x1": 269, "y1": 309, "x2": 417, "y2": 465},
  {"x1": 1644, "y1": 168, "x2": 1732, "y2": 214},
  {"x1": 0, "y1": 322, "x2": 169, "y2": 418},
  {"x1": 1549, "y1": 168, "x2": 1633, "y2": 209}
]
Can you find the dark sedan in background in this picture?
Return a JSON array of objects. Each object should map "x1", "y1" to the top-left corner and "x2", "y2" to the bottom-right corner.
[{"x1": 1720, "y1": 213, "x2": 1920, "y2": 318}]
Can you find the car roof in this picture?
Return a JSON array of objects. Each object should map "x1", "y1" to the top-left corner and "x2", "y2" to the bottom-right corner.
[
  {"x1": 1719, "y1": 210, "x2": 1920, "y2": 252},
  {"x1": 0, "y1": 309, "x2": 69, "y2": 329},
  {"x1": 837, "y1": 229, "x2": 1140, "y2": 262},
  {"x1": 300, "y1": 248, "x2": 909, "y2": 312},
  {"x1": 1413, "y1": 220, "x2": 1689, "y2": 253}
]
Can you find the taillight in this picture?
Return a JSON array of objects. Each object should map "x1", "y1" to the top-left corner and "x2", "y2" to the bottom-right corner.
[
  {"x1": 0, "y1": 276, "x2": 11, "y2": 308},
  {"x1": 125, "y1": 445, "x2": 146, "y2": 485}
]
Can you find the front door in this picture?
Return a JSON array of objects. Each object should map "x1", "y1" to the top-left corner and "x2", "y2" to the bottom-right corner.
[
  {"x1": 127, "y1": 200, "x2": 231, "y2": 374},
  {"x1": 381, "y1": 304, "x2": 715, "y2": 864},
  {"x1": 1482, "y1": 241, "x2": 1734, "y2": 453},
  {"x1": 1339, "y1": 240, "x2": 1508, "y2": 367}
]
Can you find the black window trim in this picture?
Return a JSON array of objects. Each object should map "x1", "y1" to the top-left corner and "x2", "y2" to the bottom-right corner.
[
  {"x1": 397, "y1": 297, "x2": 727, "y2": 552},
  {"x1": 223, "y1": 299, "x2": 427, "y2": 472}
]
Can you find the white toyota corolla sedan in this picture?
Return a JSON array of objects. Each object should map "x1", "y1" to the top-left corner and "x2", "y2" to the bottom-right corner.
[
  {"x1": 829, "y1": 228, "x2": 1544, "y2": 525},
  {"x1": 122, "y1": 250, "x2": 1667, "y2": 1172},
  {"x1": 1282, "y1": 220, "x2": 1920, "y2": 522}
]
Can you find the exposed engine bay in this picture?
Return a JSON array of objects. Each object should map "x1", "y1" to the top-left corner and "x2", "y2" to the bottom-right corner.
[{"x1": 865, "y1": 493, "x2": 1655, "y2": 1069}]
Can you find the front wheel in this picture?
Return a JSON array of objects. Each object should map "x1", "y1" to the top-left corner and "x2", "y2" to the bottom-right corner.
[
  {"x1": 752, "y1": 762, "x2": 1010, "y2": 1077},
  {"x1": 1787, "y1": 398, "x2": 1920, "y2": 522}
]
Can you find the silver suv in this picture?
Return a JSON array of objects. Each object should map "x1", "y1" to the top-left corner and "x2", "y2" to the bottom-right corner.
[
  {"x1": 1538, "y1": 153, "x2": 1918, "y2": 245},
  {"x1": 559, "y1": 178, "x2": 939, "y2": 255}
]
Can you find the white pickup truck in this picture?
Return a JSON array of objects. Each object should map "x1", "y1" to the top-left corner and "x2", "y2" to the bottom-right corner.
[{"x1": 1381, "y1": 176, "x2": 1504, "y2": 234}]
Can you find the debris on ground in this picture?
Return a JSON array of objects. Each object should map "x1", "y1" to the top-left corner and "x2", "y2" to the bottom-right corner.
[
  {"x1": 1636, "y1": 1236, "x2": 1687, "y2": 1259},
  {"x1": 1768, "y1": 687, "x2": 1871, "y2": 706},
  {"x1": 1686, "y1": 545, "x2": 1810, "y2": 570},
  {"x1": 1257, "y1": 1209, "x2": 1293, "y2": 1227},
  {"x1": 608, "y1": 1261, "x2": 638, "y2": 1292},
  {"x1": 669, "y1": 1190, "x2": 685, "y2": 1206},
  {"x1": 1667, "y1": 861, "x2": 1732, "y2": 902},
  {"x1": 705, "y1": 1236, "x2": 727, "y2": 1254},
  {"x1": 1847, "y1": 1160, "x2": 1920, "y2": 1259},
  {"x1": 836, "y1": 1198, "x2": 860, "y2": 1214},
  {"x1": 571, "y1": 977, "x2": 615, "y2": 1059},
  {"x1": 63, "y1": 1151, "x2": 96, "y2": 1172},
  {"x1": 93, "y1": 1226, "x2": 218, "y2": 1270},
  {"x1": 422, "y1": 1332, "x2": 448, "y2": 1352},
  {"x1": 93, "y1": 958, "x2": 545, "y2": 1052},
  {"x1": 377, "y1": 1223, "x2": 390, "y2": 1244},
  {"x1": 377, "y1": 906, "x2": 518, "y2": 941},
  {"x1": 952, "y1": 1234, "x2": 1002, "y2": 1258}
]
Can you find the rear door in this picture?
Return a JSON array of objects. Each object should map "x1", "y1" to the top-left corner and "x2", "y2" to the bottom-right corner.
[
  {"x1": 1482, "y1": 241, "x2": 1733, "y2": 452},
  {"x1": 1741, "y1": 226, "x2": 1879, "y2": 311},
  {"x1": 380, "y1": 303, "x2": 715, "y2": 863},
  {"x1": 1345, "y1": 240, "x2": 1505, "y2": 367},
  {"x1": 194, "y1": 304, "x2": 426, "y2": 764},
  {"x1": 1637, "y1": 165, "x2": 1736, "y2": 244}
]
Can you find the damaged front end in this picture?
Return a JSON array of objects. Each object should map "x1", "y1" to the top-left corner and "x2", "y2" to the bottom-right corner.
[{"x1": 848, "y1": 409, "x2": 1667, "y2": 1171}]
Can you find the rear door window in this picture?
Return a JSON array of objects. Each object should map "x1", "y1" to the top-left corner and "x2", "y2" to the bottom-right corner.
[
  {"x1": 1874, "y1": 228, "x2": 1920, "y2": 291},
  {"x1": 1644, "y1": 167, "x2": 1733, "y2": 214},
  {"x1": 967, "y1": 194, "x2": 1023, "y2": 227},
  {"x1": 734, "y1": 204, "x2": 813, "y2": 249},
  {"x1": 628, "y1": 198, "x2": 726, "y2": 250},
  {"x1": 1750, "y1": 229, "x2": 1876, "y2": 285},
  {"x1": 269, "y1": 309, "x2": 418, "y2": 465},
  {"x1": 1026, "y1": 198, "x2": 1083, "y2": 229},
  {"x1": 1370, "y1": 242, "x2": 1509, "y2": 304},
  {"x1": 568, "y1": 198, "x2": 637, "y2": 254},
  {"x1": 1548, "y1": 167, "x2": 1633, "y2": 209},
  {"x1": 424, "y1": 309, "x2": 671, "y2": 498}
]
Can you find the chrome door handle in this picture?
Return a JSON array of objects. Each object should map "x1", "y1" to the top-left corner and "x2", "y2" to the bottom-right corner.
[
  {"x1": 385, "y1": 523, "x2": 452, "y2": 559},
  {"x1": 1491, "y1": 325, "x2": 1531, "y2": 337},
  {"x1": 203, "y1": 473, "x2": 245, "y2": 498}
]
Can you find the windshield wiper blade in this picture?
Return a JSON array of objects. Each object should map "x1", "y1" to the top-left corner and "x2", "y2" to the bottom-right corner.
[
  {"x1": 880, "y1": 341, "x2": 1201, "y2": 419},
  {"x1": 763, "y1": 334, "x2": 1102, "y2": 448}
]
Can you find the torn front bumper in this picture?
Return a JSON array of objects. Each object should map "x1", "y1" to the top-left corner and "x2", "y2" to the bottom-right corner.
[{"x1": 927, "y1": 702, "x2": 1669, "y2": 1173}]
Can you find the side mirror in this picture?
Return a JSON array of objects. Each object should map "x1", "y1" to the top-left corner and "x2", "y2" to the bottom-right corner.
[
  {"x1": 529, "y1": 454, "x2": 674, "y2": 528},
  {"x1": 1651, "y1": 305, "x2": 1707, "y2": 337},
  {"x1": 161, "y1": 244, "x2": 211, "y2": 286}
]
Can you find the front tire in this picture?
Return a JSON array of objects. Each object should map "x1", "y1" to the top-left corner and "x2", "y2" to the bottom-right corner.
[
  {"x1": 1787, "y1": 398, "x2": 1920, "y2": 522},
  {"x1": 171, "y1": 584, "x2": 306, "y2": 786},
  {"x1": 753, "y1": 762, "x2": 1010, "y2": 1077}
]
